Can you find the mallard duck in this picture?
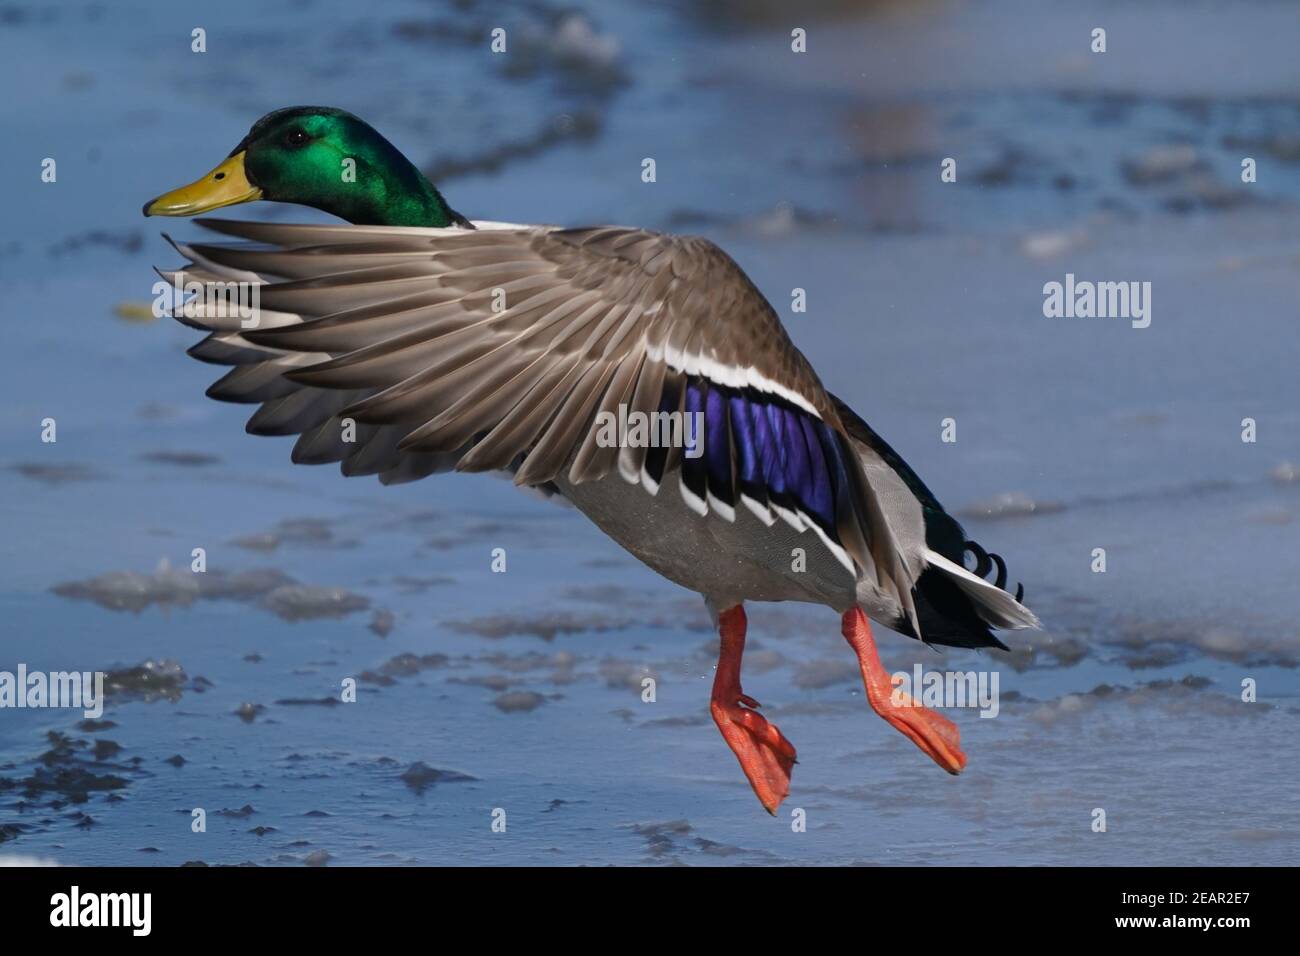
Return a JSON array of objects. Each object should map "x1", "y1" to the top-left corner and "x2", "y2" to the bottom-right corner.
[{"x1": 144, "y1": 107, "x2": 1038, "y2": 814}]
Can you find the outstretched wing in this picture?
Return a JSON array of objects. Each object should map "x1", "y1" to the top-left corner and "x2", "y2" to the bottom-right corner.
[{"x1": 160, "y1": 219, "x2": 919, "y2": 628}]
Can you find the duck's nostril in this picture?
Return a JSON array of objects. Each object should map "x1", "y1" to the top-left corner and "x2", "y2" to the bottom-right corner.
[{"x1": 214, "y1": 172, "x2": 226, "y2": 181}]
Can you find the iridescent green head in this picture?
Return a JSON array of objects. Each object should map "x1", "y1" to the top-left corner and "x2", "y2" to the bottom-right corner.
[{"x1": 143, "y1": 106, "x2": 468, "y2": 228}]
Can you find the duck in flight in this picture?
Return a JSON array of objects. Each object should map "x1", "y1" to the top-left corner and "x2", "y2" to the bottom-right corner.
[{"x1": 144, "y1": 107, "x2": 1038, "y2": 813}]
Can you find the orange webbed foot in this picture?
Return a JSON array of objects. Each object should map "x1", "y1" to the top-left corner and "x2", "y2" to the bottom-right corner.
[
  {"x1": 842, "y1": 606, "x2": 967, "y2": 774},
  {"x1": 711, "y1": 605, "x2": 797, "y2": 814},
  {"x1": 710, "y1": 691, "x2": 797, "y2": 814}
]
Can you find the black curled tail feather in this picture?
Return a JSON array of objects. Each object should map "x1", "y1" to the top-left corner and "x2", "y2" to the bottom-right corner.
[{"x1": 962, "y1": 539, "x2": 1025, "y2": 605}]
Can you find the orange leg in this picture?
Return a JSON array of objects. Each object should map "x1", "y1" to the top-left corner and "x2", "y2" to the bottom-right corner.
[
  {"x1": 841, "y1": 606, "x2": 967, "y2": 774},
  {"x1": 710, "y1": 605, "x2": 797, "y2": 814}
]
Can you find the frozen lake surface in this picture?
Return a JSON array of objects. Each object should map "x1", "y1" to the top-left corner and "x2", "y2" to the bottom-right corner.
[{"x1": 1, "y1": 0, "x2": 1297, "y2": 865}]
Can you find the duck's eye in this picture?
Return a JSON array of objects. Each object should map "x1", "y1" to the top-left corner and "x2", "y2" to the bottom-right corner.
[{"x1": 284, "y1": 129, "x2": 310, "y2": 147}]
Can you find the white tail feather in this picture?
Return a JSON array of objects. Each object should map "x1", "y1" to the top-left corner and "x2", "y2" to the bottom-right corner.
[{"x1": 924, "y1": 550, "x2": 1040, "y2": 630}]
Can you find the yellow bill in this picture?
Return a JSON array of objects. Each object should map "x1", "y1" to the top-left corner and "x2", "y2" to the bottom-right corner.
[{"x1": 143, "y1": 151, "x2": 262, "y2": 216}]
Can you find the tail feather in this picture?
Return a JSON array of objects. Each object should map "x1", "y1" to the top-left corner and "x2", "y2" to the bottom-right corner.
[
  {"x1": 825, "y1": 391, "x2": 1037, "y2": 648},
  {"x1": 924, "y1": 549, "x2": 1040, "y2": 631}
]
